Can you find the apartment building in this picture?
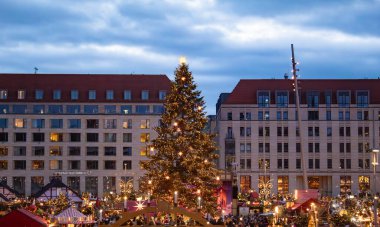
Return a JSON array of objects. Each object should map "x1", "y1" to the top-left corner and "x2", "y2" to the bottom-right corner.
[
  {"x1": 216, "y1": 79, "x2": 380, "y2": 197},
  {"x1": 0, "y1": 73, "x2": 171, "y2": 197}
]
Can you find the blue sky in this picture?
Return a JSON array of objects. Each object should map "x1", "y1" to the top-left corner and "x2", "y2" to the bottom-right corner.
[{"x1": 1, "y1": 0, "x2": 380, "y2": 114}]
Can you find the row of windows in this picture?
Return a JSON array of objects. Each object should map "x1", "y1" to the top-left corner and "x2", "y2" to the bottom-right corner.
[
  {"x1": 2, "y1": 175, "x2": 133, "y2": 196},
  {"x1": 0, "y1": 104, "x2": 164, "y2": 115},
  {"x1": 237, "y1": 142, "x2": 373, "y2": 153},
  {"x1": 0, "y1": 160, "x2": 133, "y2": 171},
  {"x1": 0, "y1": 89, "x2": 167, "y2": 101},
  {"x1": 227, "y1": 110, "x2": 378, "y2": 121},
  {"x1": 256, "y1": 90, "x2": 369, "y2": 107},
  {"x1": 237, "y1": 158, "x2": 371, "y2": 170},
  {"x1": 0, "y1": 132, "x2": 149, "y2": 143},
  {"x1": 228, "y1": 126, "x2": 379, "y2": 138},
  {"x1": 0, "y1": 146, "x2": 149, "y2": 156},
  {"x1": 0, "y1": 118, "x2": 149, "y2": 129}
]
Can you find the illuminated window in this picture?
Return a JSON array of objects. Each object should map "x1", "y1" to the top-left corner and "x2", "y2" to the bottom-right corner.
[
  {"x1": 49, "y1": 146, "x2": 62, "y2": 156},
  {"x1": 140, "y1": 133, "x2": 150, "y2": 143},
  {"x1": 122, "y1": 119, "x2": 132, "y2": 129},
  {"x1": 140, "y1": 119, "x2": 150, "y2": 129},
  {"x1": 17, "y1": 90, "x2": 25, "y2": 99},
  {"x1": 14, "y1": 118, "x2": 26, "y2": 128},
  {"x1": 240, "y1": 175, "x2": 251, "y2": 192},
  {"x1": 258, "y1": 159, "x2": 270, "y2": 169},
  {"x1": 140, "y1": 147, "x2": 147, "y2": 156},
  {"x1": 0, "y1": 147, "x2": 8, "y2": 156},
  {"x1": 104, "y1": 119, "x2": 117, "y2": 129},
  {"x1": 277, "y1": 176, "x2": 289, "y2": 194},
  {"x1": 31, "y1": 160, "x2": 44, "y2": 170},
  {"x1": 0, "y1": 160, "x2": 8, "y2": 170},
  {"x1": 340, "y1": 176, "x2": 352, "y2": 195},
  {"x1": 358, "y1": 175, "x2": 370, "y2": 194},
  {"x1": 308, "y1": 176, "x2": 320, "y2": 189},
  {"x1": 50, "y1": 133, "x2": 63, "y2": 142},
  {"x1": 49, "y1": 160, "x2": 62, "y2": 170},
  {"x1": 0, "y1": 90, "x2": 7, "y2": 99}
]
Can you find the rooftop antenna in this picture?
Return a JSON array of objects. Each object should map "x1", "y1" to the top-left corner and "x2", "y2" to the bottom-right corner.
[
  {"x1": 291, "y1": 44, "x2": 308, "y2": 191},
  {"x1": 34, "y1": 67, "x2": 39, "y2": 74}
]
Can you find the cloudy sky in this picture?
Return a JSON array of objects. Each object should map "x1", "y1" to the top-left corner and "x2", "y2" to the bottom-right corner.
[{"x1": 1, "y1": 0, "x2": 380, "y2": 114}]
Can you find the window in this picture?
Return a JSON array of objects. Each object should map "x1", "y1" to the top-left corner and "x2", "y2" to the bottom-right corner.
[
  {"x1": 141, "y1": 90, "x2": 149, "y2": 100},
  {"x1": 67, "y1": 177, "x2": 80, "y2": 193},
  {"x1": 246, "y1": 127, "x2": 251, "y2": 136},
  {"x1": 123, "y1": 133, "x2": 132, "y2": 142},
  {"x1": 32, "y1": 119, "x2": 45, "y2": 128},
  {"x1": 0, "y1": 146, "x2": 8, "y2": 156},
  {"x1": 307, "y1": 91, "x2": 319, "y2": 107},
  {"x1": 340, "y1": 176, "x2": 352, "y2": 194},
  {"x1": 68, "y1": 147, "x2": 81, "y2": 156},
  {"x1": 14, "y1": 147, "x2": 26, "y2": 156},
  {"x1": 14, "y1": 160, "x2": 26, "y2": 169},
  {"x1": 17, "y1": 90, "x2": 25, "y2": 99},
  {"x1": 140, "y1": 119, "x2": 150, "y2": 129},
  {"x1": 50, "y1": 119, "x2": 63, "y2": 128},
  {"x1": 87, "y1": 161, "x2": 98, "y2": 170},
  {"x1": 86, "y1": 147, "x2": 98, "y2": 156},
  {"x1": 277, "y1": 127, "x2": 282, "y2": 137},
  {"x1": 339, "y1": 111, "x2": 344, "y2": 121},
  {"x1": 276, "y1": 111, "x2": 281, "y2": 120},
  {"x1": 32, "y1": 133, "x2": 45, "y2": 142},
  {"x1": 345, "y1": 111, "x2": 350, "y2": 120},
  {"x1": 327, "y1": 143, "x2": 332, "y2": 153},
  {"x1": 277, "y1": 176, "x2": 289, "y2": 194},
  {"x1": 67, "y1": 105, "x2": 81, "y2": 114},
  {"x1": 0, "y1": 105, "x2": 8, "y2": 114},
  {"x1": 325, "y1": 91, "x2": 332, "y2": 107},
  {"x1": 14, "y1": 133, "x2": 26, "y2": 142},
  {"x1": 88, "y1": 90, "x2": 96, "y2": 100},
  {"x1": 70, "y1": 133, "x2": 81, "y2": 142},
  {"x1": 104, "y1": 147, "x2": 116, "y2": 156},
  {"x1": 277, "y1": 159, "x2": 282, "y2": 169},
  {"x1": 123, "y1": 147, "x2": 132, "y2": 156},
  {"x1": 326, "y1": 111, "x2": 331, "y2": 120},
  {"x1": 327, "y1": 127, "x2": 332, "y2": 137},
  {"x1": 85, "y1": 177, "x2": 98, "y2": 196},
  {"x1": 87, "y1": 133, "x2": 99, "y2": 142},
  {"x1": 71, "y1": 90, "x2": 79, "y2": 100},
  {"x1": 13, "y1": 105, "x2": 27, "y2": 114},
  {"x1": 140, "y1": 133, "x2": 150, "y2": 142},
  {"x1": 103, "y1": 176, "x2": 116, "y2": 193},
  {"x1": 50, "y1": 133, "x2": 63, "y2": 142},
  {"x1": 104, "y1": 133, "x2": 116, "y2": 142},
  {"x1": 327, "y1": 159, "x2": 332, "y2": 169},
  {"x1": 48, "y1": 105, "x2": 63, "y2": 114},
  {"x1": 283, "y1": 111, "x2": 288, "y2": 120},
  {"x1": 68, "y1": 160, "x2": 80, "y2": 170},
  {"x1": 315, "y1": 159, "x2": 320, "y2": 169},
  {"x1": 153, "y1": 105, "x2": 164, "y2": 114},
  {"x1": 104, "y1": 161, "x2": 116, "y2": 170},
  {"x1": 105, "y1": 105, "x2": 116, "y2": 114},
  {"x1": 121, "y1": 105, "x2": 132, "y2": 114},
  {"x1": 296, "y1": 159, "x2": 301, "y2": 169},
  {"x1": 122, "y1": 119, "x2": 132, "y2": 129},
  {"x1": 308, "y1": 143, "x2": 313, "y2": 153},
  {"x1": 31, "y1": 161, "x2": 44, "y2": 170},
  {"x1": 123, "y1": 160, "x2": 132, "y2": 170},
  {"x1": 0, "y1": 90, "x2": 7, "y2": 99},
  {"x1": 308, "y1": 127, "x2": 313, "y2": 137},
  {"x1": 276, "y1": 91, "x2": 288, "y2": 107},
  {"x1": 53, "y1": 90, "x2": 61, "y2": 100},
  {"x1": 0, "y1": 161, "x2": 7, "y2": 170},
  {"x1": 159, "y1": 91, "x2": 166, "y2": 100},
  {"x1": 84, "y1": 105, "x2": 98, "y2": 114},
  {"x1": 49, "y1": 146, "x2": 62, "y2": 156},
  {"x1": 227, "y1": 112, "x2": 232, "y2": 120},
  {"x1": 296, "y1": 143, "x2": 301, "y2": 153},
  {"x1": 258, "y1": 91, "x2": 270, "y2": 107},
  {"x1": 308, "y1": 111, "x2": 319, "y2": 120},
  {"x1": 123, "y1": 90, "x2": 131, "y2": 100},
  {"x1": 104, "y1": 119, "x2": 117, "y2": 129},
  {"x1": 33, "y1": 105, "x2": 45, "y2": 114},
  {"x1": 106, "y1": 90, "x2": 114, "y2": 100},
  {"x1": 140, "y1": 146, "x2": 147, "y2": 156},
  {"x1": 13, "y1": 177, "x2": 25, "y2": 195},
  {"x1": 87, "y1": 119, "x2": 99, "y2": 128},
  {"x1": 357, "y1": 91, "x2": 369, "y2": 107},
  {"x1": 258, "y1": 111, "x2": 263, "y2": 120},
  {"x1": 339, "y1": 127, "x2": 344, "y2": 137},
  {"x1": 68, "y1": 119, "x2": 81, "y2": 128},
  {"x1": 14, "y1": 118, "x2": 26, "y2": 128},
  {"x1": 32, "y1": 147, "x2": 44, "y2": 156},
  {"x1": 308, "y1": 159, "x2": 313, "y2": 169},
  {"x1": 35, "y1": 90, "x2": 43, "y2": 100},
  {"x1": 136, "y1": 105, "x2": 150, "y2": 114},
  {"x1": 338, "y1": 91, "x2": 350, "y2": 107},
  {"x1": 264, "y1": 111, "x2": 270, "y2": 120}
]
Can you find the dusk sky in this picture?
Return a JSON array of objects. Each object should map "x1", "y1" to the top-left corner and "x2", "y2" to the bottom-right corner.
[{"x1": 1, "y1": 0, "x2": 380, "y2": 114}]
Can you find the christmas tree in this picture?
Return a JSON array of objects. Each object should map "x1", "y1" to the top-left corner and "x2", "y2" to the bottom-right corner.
[{"x1": 140, "y1": 60, "x2": 221, "y2": 214}]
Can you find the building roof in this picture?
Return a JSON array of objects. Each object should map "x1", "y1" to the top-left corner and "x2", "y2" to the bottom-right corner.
[
  {"x1": 0, "y1": 209, "x2": 48, "y2": 227},
  {"x1": 224, "y1": 79, "x2": 380, "y2": 105},
  {"x1": 33, "y1": 177, "x2": 82, "y2": 202},
  {"x1": 0, "y1": 180, "x2": 21, "y2": 201},
  {"x1": 0, "y1": 73, "x2": 171, "y2": 103}
]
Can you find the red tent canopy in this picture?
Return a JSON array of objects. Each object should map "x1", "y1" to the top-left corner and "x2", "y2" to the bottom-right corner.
[{"x1": 0, "y1": 208, "x2": 48, "y2": 227}]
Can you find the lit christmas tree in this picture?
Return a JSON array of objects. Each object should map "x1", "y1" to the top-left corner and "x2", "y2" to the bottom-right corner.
[{"x1": 140, "y1": 59, "x2": 221, "y2": 214}]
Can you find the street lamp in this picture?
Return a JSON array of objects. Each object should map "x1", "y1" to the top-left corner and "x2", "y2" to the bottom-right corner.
[{"x1": 372, "y1": 148, "x2": 379, "y2": 227}]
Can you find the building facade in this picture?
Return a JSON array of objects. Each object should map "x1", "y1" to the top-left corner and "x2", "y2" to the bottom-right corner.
[
  {"x1": 0, "y1": 73, "x2": 171, "y2": 198},
  {"x1": 216, "y1": 79, "x2": 380, "y2": 197}
]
